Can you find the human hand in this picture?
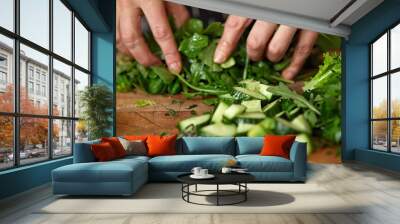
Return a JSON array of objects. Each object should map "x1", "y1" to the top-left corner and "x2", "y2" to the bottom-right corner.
[
  {"x1": 214, "y1": 15, "x2": 319, "y2": 80},
  {"x1": 116, "y1": 0, "x2": 189, "y2": 73}
]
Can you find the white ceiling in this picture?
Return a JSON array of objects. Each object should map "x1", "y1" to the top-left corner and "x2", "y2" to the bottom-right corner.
[{"x1": 166, "y1": 0, "x2": 384, "y2": 37}]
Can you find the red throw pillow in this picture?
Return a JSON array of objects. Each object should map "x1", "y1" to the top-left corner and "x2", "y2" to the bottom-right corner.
[
  {"x1": 124, "y1": 135, "x2": 148, "y2": 141},
  {"x1": 146, "y1": 135, "x2": 177, "y2": 157},
  {"x1": 260, "y1": 135, "x2": 296, "y2": 159},
  {"x1": 101, "y1": 137, "x2": 126, "y2": 158},
  {"x1": 91, "y1": 142, "x2": 117, "y2": 161}
]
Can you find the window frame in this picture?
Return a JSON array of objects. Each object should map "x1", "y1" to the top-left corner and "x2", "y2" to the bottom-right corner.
[
  {"x1": 0, "y1": 0, "x2": 92, "y2": 171},
  {"x1": 370, "y1": 21, "x2": 400, "y2": 154}
]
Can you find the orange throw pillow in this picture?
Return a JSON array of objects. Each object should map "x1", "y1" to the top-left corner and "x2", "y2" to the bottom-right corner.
[
  {"x1": 101, "y1": 137, "x2": 126, "y2": 158},
  {"x1": 260, "y1": 135, "x2": 296, "y2": 159},
  {"x1": 124, "y1": 135, "x2": 148, "y2": 141},
  {"x1": 91, "y1": 142, "x2": 117, "y2": 161},
  {"x1": 146, "y1": 135, "x2": 177, "y2": 157}
]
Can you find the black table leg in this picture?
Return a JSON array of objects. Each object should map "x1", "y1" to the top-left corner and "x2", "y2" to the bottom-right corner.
[
  {"x1": 195, "y1": 184, "x2": 198, "y2": 192},
  {"x1": 216, "y1": 184, "x2": 219, "y2": 206},
  {"x1": 245, "y1": 183, "x2": 247, "y2": 201}
]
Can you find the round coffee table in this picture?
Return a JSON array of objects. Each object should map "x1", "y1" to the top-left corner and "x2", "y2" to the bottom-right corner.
[{"x1": 177, "y1": 173, "x2": 255, "y2": 206}]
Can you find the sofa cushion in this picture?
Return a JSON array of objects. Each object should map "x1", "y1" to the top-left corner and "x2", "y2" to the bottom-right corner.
[
  {"x1": 260, "y1": 135, "x2": 296, "y2": 159},
  {"x1": 180, "y1": 137, "x2": 235, "y2": 155},
  {"x1": 149, "y1": 154, "x2": 235, "y2": 172},
  {"x1": 236, "y1": 155, "x2": 293, "y2": 172},
  {"x1": 101, "y1": 137, "x2": 127, "y2": 158},
  {"x1": 53, "y1": 158, "x2": 147, "y2": 183},
  {"x1": 147, "y1": 135, "x2": 177, "y2": 157},
  {"x1": 91, "y1": 142, "x2": 118, "y2": 161},
  {"x1": 236, "y1": 137, "x2": 263, "y2": 155}
]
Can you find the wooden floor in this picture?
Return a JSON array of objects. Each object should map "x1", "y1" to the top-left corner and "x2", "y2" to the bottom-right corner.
[{"x1": 1, "y1": 162, "x2": 400, "y2": 224}]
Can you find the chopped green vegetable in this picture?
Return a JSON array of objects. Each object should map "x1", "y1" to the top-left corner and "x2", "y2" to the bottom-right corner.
[
  {"x1": 178, "y1": 114, "x2": 211, "y2": 131},
  {"x1": 211, "y1": 102, "x2": 229, "y2": 123},
  {"x1": 223, "y1": 104, "x2": 246, "y2": 120},
  {"x1": 221, "y1": 57, "x2": 236, "y2": 68},
  {"x1": 201, "y1": 123, "x2": 237, "y2": 137},
  {"x1": 241, "y1": 100, "x2": 262, "y2": 112}
]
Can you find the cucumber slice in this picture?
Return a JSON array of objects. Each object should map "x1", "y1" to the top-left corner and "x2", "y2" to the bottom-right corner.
[
  {"x1": 211, "y1": 102, "x2": 229, "y2": 123},
  {"x1": 291, "y1": 115, "x2": 312, "y2": 134},
  {"x1": 233, "y1": 87, "x2": 266, "y2": 100},
  {"x1": 258, "y1": 84, "x2": 273, "y2": 100},
  {"x1": 201, "y1": 123, "x2": 237, "y2": 137},
  {"x1": 223, "y1": 104, "x2": 246, "y2": 120},
  {"x1": 275, "y1": 115, "x2": 311, "y2": 134},
  {"x1": 178, "y1": 114, "x2": 211, "y2": 131},
  {"x1": 237, "y1": 112, "x2": 266, "y2": 120},
  {"x1": 237, "y1": 122, "x2": 255, "y2": 134},
  {"x1": 247, "y1": 125, "x2": 268, "y2": 137},
  {"x1": 220, "y1": 57, "x2": 236, "y2": 68},
  {"x1": 241, "y1": 100, "x2": 262, "y2": 112}
]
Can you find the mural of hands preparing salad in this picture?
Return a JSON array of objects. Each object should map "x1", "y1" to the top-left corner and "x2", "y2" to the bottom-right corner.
[{"x1": 116, "y1": 0, "x2": 342, "y2": 163}]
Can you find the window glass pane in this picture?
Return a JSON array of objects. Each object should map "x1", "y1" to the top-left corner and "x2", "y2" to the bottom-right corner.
[
  {"x1": 20, "y1": 117, "x2": 49, "y2": 165},
  {"x1": 75, "y1": 120, "x2": 88, "y2": 143},
  {"x1": 372, "y1": 121, "x2": 388, "y2": 151},
  {"x1": 391, "y1": 120, "x2": 400, "y2": 153},
  {"x1": 391, "y1": 24, "x2": 400, "y2": 70},
  {"x1": 391, "y1": 72, "x2": 400, "y2": 118},
  {"x1": 53, "y1": 59, "x2": 72, "y2": 117},
  {"x1": 20, "y1": 0, "x2": 49, "y2": 49},
  {"x1": 0, "y1": 0, "x2": 14, "y2": 31},
  {"x1": 74, "y1": 69, "x2": 89, "y2": 118},
  {"x1": 53, "y1": 0, "x2": 72, "y2": 60},
  {"x1": 0, "y1": 35, "x2": 14, "y2": 112},
  {"x1": 0, "y1": 116, "x2": 14, "y2": 170},
  {"x1": 372, "y1": 76, "x2": 387, "y2": 119},
  {"x1": 74, "y1": 18, "x2": 89, "y2": 70},
  {"x1": 372, "y1": 33, "x2": 387, "y2": 76},
  {"x1": 20, "y1": 44, "x2": 49, "y2": 115},
  {"x1": 53, "y1": 119, "x2": 72, "y2": 157}
]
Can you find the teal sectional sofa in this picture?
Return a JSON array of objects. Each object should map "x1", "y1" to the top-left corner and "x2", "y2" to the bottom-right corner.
[{"x1": 52, "y1": 137, "x2": 307, "y2": 196}]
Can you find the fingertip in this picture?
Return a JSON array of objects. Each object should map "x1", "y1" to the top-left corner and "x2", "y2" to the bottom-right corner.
[
  {"x1": 282, "y1": 67, "x2": 298, "y2": 80},
  {"x1": 213, "y1": 50, "x2": 225, "y2": 64},
  {"x1": 168, "y1": 61, "x2": 182, "y2": 74}
]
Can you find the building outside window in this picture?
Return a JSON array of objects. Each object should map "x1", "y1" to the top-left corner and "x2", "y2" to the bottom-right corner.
[
  {"x1": 28, "y1": 81, "x2": 34, "y2": 94},
  {"x1": 28, "y1": 66, "x2": 34, "y2": 80},
  {"x1": 0, "y1": 0, "x2": 91, "y2": 170},
  {"x1": 0, "y1": 54, "x2": 7, "y2": 89},
  {"x1": 371, "y1": 23, "x2": 400, "y2": 154}
]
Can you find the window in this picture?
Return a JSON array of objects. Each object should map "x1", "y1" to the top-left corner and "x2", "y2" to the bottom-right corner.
[
  {"x1": 371, "y1": 23, "x2": 400, "y2": 154},
  {"x1": 0, "y1": 71, "x2": 6, "y2": 85},
  {"x1": 28, "y1": 67, "x2": 34, "y2": 80},
  {"x1": 20, "y1": 0, "x2": 49, "y2": 48},
  {"x1": 42, "y1": 85, "x2": 46, "y2": 97},
  {"x1": 28, "y1": 81, "x2": 34, "y2": 94},
  {"x1": 0, "y1": 0, "x2": 14, "y2": 32},
  {"x1": 74, "y1": 18, "x2": 90, "y2": 70},
  {"x1": 0, "y1": 0, "x2": 91, "y2": 170},
  {"x1": 35, "y1": 83, "x2": 40, "y2": 95},
  {"x1": 0, "y1": 35, "x2": 13, "y2": 112}
]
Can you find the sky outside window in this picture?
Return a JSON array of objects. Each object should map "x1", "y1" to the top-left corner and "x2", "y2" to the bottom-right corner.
[{"x1": 0, "y1": 0, "x2": 14, "y2": 31}]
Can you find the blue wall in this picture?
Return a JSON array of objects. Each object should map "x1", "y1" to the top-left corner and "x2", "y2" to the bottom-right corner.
[
  {"x1": 0, "y1": 0, "x2": 115, "y2": 200},
  {"x1": 343, "y1": 0, "x2": 400, "y2": 171}
]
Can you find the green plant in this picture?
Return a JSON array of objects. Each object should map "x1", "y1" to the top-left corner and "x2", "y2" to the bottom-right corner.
[{"x1": 79, "y1": 84, "x2": 113, "y2": 140}]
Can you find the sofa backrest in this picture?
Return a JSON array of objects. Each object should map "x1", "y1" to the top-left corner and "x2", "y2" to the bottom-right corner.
[
  {"x1": 179, "y1": 137, "x2": 236, "y2": 155},
  {"x1": 73, "y1": 139, "x2": 100, "y2": 163},
  {"x1": 236, "y1": 137, "x2": 264, "y2": 155}
]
